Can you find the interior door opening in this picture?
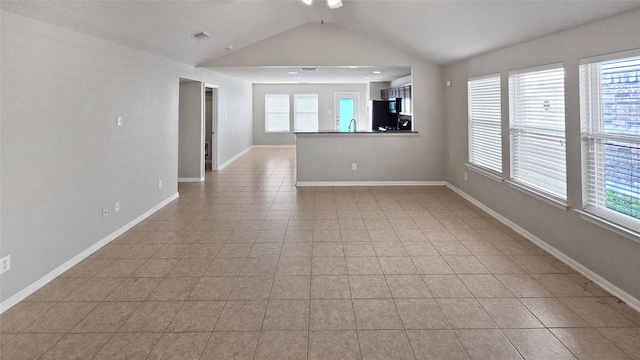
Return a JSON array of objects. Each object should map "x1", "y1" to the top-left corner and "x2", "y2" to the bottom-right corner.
[{"x1": 205, "y1": 85, "x2": 218, "y2": 171}]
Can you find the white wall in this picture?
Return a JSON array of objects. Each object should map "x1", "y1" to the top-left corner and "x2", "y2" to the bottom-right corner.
[
  {"x1": 369, "y1": 81, "x2": 391, "y2": 101},
  {"x1": 0, "y1": 10, "x2": 253, "y2": 303},
  {"x1": 253, "y1": 83, "x2": 367, "y2": 146},
  {"x1": 443, "y1": 9, "x2": 640, "y2": 302},
  {"x1": 208, "y1": 22, "x2": 445, "y2": 181},
  {"x1": 178, "y1": 81, "x2": 204, "y2": 180},
  {"x1": 214, "y1": 78, "x2": 253, "y2": 165}
]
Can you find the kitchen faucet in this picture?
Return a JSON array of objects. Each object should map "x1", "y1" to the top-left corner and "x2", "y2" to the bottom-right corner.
[{"x1": 348, "y1": 118, "x2": 356, "y2": 132}]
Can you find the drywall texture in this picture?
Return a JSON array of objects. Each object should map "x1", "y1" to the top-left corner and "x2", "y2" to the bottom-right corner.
[
  {"x1": 178, "y1": 81, "x2": 204, "y2": 179},
  {"x1": 209, "y1": 22, "x2": 445, "y2": 180},
  {"x1": 443, "y1": 9, "x2": 640, "y2": 300},
  {"x1": 0, "y1": 11, "x2": 252, "y2": 302},
  {"x1": 253, "y1": 83, "x2": 367, "y2": 146},
  {"x1": 297, "y1": 134, "x2": 429, "y2": 182}
]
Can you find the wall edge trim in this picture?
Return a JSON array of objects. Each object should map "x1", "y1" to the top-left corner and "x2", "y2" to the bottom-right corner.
[
  {"x1": 253, "y1": 145, "x2": 296, "y2": 148},
  {"x1": 218, "y1": 146, "x2": 253, "y2": 170},
  {"x1": 178, "y1": 177, "x2": 205, "y2": 183},
  {"x1": 445, "y1": 182, "x2": 640, "y2": 313},
  {"x1": 0, "y1": 193, "x2": 180, "y2": 314},
  {"x1": 296, "y1": 181, "x2": 446, "y2": 187}
]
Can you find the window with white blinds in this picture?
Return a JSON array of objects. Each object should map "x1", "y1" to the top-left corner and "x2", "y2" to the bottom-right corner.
[
  {"x1": 508, "y1": 64, "x2": 567, "y2": 201},
  {"x1": 468, "y1": 74, "x2": 502, "y2": 174},
  {"x1": 580, "y1": 51, "x2": 640, "y2": 231},
  {"x1": 294, "y1": 94, "x2": 319, "y2": 132},
  {"x1": 265, "y1": 94, "x2": 290, "y2": 133}
]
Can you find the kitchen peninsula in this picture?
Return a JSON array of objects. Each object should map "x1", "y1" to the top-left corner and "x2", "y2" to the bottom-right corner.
[{"x1": 295, "y1": 130, "x2": 425, "y2": 186}]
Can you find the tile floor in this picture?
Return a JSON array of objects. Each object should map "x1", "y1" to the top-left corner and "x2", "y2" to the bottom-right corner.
[{"x1": 1, "y1": 147, "x2": 640, "y2": 359}]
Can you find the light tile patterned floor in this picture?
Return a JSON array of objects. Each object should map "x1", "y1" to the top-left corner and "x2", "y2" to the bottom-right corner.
[{"x1": 1, "y1": 147, "x2": 640, "y2": 359}]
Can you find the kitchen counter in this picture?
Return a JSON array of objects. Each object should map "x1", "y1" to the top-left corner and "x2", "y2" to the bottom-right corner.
[
  {"x1": 295, "y1": 130, "x2": 425, "y2": 185},
  {"x1": 295, "y1": 130, "x2": 418, "y2": 135}
]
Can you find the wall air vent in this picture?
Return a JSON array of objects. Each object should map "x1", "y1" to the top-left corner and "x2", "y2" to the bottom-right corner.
[{"x1": 192, "y1": 31, "x2": 211, "y2": 40}]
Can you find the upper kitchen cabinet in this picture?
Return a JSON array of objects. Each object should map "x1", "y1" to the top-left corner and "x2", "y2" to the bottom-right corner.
[{"x1": 381, "y1": 85, "x2": 412, "y2": 115}]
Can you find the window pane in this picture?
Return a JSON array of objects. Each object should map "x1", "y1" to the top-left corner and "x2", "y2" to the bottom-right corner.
[
  {"x1": 601, "y1": 58, "x2": 640, "y2": 136},
  {"x1": 265, "y1": 94, "x2": 290, "y2": 132},
  {"x1": 509, "y1": 65, "x2": 567, "y2": 200},
  {"x1": 581, "y1": 54, "x2": 640, "y2": 227},
  {"x1": 294, "y1": 94, "x2": 318, "y2": 132},
  {"x1": 468, "y1": 74, "x2": 502, "y2": 174}
]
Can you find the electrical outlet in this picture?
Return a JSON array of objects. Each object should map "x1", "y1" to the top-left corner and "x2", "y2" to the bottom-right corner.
[
  {"x1": 115, "y1": 201, "x2": 120, "y2": 213},
  {"x1": 0, "y1": 255, "x2": 10, "y2": 275},
  {"x1": 464, "y1": 172, "x2": 468, "y2": 181},
  {"x1": 117, "y1": 116, "x2": 123, "y2": 126},
  {"x1": 352, "y1": 163, "x2": 357, "y2": 171},
  {"x1": 102, "y1": 207, "x2": 109, "y2": 218},
  {"x1": 158, "y1": 180, "x2": 163, "y2": 190}
]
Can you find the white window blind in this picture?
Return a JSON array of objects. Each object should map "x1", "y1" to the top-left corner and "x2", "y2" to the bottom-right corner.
[
  {"x1": 509, "y1": 65, "x2": 567, "y2": 200},
  {"x1": 468, "y1": 74, "x2": 502, "y2": 174},
  {"x1": 294, "y1": 94, "x2": 319, "y2": 132},
  {"x1": 580, "y1": 52, "x2": 640, "y2": 230},
  {"x1": 265, "y1": 94, "x2": 290, "y2": 132}
]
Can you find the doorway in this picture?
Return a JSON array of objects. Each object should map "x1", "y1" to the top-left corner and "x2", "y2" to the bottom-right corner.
[
  {"x1": 334, "y1": 92, "x2": 359, "y2": 132},
  {"x1": 205, "y1": 85, "x2": 219, "y2": 171}
]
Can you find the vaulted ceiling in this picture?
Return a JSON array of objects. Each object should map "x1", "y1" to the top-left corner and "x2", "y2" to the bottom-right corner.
[{"x1": 3, "y1": 1, "x2": 639, "y2": 70}]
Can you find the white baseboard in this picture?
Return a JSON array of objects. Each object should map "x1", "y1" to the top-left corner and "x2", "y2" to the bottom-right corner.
[
  {"x1": 218, "y1": 146, "x2": 253, "y2": 170},
  {"x1": 253, "y1": 145, "x2": 296, "y2": 148},
  {"x1": 296, "y1": 181, "x2": 446, "y2": 187},
  {"x1": 178, "y1": 177, "x2": 204, "y2": 183},
  {"x1": 445, "y1": 182, "x2": 640, "y2": 313},
  {"x1": 0, "y1": 193, "x2": 179, "y2": 314}
]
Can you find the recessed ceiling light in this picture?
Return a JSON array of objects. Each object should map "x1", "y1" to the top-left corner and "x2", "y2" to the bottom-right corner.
[
  {"x1": 349, "y1": 66, "x2": 359, "y2": 69},
  {"x1": 225, "y1": 45, "x2": 234, "y2": 51},
  {"x1": 288, "y1": 71, "x2": 299, "y2": 74},
  {"x1": 373, "y1": 70, "x2": 383, "y2": 74},
  {"x1": 302, "y1": 0, "x2": 312, "y2": 4}
]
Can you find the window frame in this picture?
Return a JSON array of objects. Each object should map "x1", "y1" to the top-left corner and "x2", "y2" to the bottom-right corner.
[
  {"x1": 579, "y1": 49, "x2": 640, "y2": 239},
  {"x1": 508, "y1": 63, "x2": 568, "y2": 204},
  {"x1": 265, "y1": 93, "x2": 291, "y2": 133},
  {"x1": 293, "y1": 93, "x2": 319, "y2": 132}
]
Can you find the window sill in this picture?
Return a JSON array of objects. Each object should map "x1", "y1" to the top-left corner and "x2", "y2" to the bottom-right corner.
[
  {"x1": 466, "y1": 164, "x2": 503, "y2": 183},
  {"x1": 505, "y1": 180, "x2": 569, "y2": 210},
  {"x1": 575, "y1": 209, "x2": 640, "y2": 245}
]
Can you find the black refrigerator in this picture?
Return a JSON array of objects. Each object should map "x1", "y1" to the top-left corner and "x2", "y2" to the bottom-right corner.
[{"x1": 369, "y1": 99, "x2": 399, "y2": 130}]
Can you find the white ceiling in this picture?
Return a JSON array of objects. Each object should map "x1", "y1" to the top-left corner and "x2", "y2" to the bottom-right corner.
[{"x1": 3, "y1": 0, "x2": 640, "y2": 83}]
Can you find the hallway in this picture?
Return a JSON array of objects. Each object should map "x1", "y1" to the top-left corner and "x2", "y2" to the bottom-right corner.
[{"x1": 1, "y1": 147, "x2": 639, "y2": 359}]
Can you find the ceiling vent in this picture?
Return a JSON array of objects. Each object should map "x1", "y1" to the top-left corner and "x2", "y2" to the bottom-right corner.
[
  {"x1": 192, "y1": 31, "x2": 211, "y2": 41},
  {"x1": 300, "y1": 67, "x2": 318, "y2": 72}
]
